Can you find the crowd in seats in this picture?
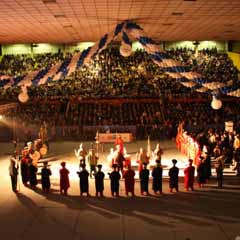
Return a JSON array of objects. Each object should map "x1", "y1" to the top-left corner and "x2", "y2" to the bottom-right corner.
[
  {"x1": 0, "y1": 52, "x2": 65, "y2": 77},
  {"x1": 1, "y1": 47, "x2": 239, "y2": 101}
]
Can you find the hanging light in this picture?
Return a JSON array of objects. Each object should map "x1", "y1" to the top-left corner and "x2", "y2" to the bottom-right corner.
[
  {"x1": 120, "y1": 42, "x2": 132, "y2": 57},
  {"x1": 18, "y1": 86, "x2": 29, "y2": 103},
  {"x1": 211, "y1": 95, "x2": 222, "y2": 110}
]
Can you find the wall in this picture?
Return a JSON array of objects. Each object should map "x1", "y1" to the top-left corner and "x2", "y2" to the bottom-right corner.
[
  {"x1": 2, "y1": 44, "x2": 32, "y2": 55},
  {"x1": 227, "y1": 52, "x2": 240, "y2": 70},
  {"x1": 165, "y1": 41, "x2": 226, "y2": 51},
  {"x1": 32, "y1": 44, "x2": 62, "y2": 54},
  {"x1": 64, "y1": 42, "x2": 94, "y2": 53}
]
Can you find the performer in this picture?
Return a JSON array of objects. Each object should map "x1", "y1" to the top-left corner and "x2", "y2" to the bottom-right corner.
[
  {"x1": 123, "y1": 165, "x2": 135, "y2": 196},
  {"x1": 184, "y1": 159, "x2": 195, "y2": 191},
  {"x1": 87, "y1": 148, "x2": 98, "y2": 178},
  {"x1": 109, "y1": 164, "x2": 121, "y2": 197},
  {"x1": 29, "y1": 161, "x2": 38, "y2": 189},
  {"x1": 115, "y1": 134, "x2": 124, "y2": 154},
  {"x1": 41, "y1": 162, "x2": 52, "y2": 193},
  {"x1": 60, "y1": 161, "x2": 70, "y2": 195},
  {"x1": 153, "y1": 143, "x2": 163, "y2": 163},
  {"x1": 75, "y1": 143, "x2": 87, "y2": 166},
  {"x1": 168, "y1": 159, "x2": 179, "y2": 192},
  {"x1": 152, "y1": 160, "x2": 163, "y2": 194},
  {"x1": 139, "y1": 162, "x2": 149, "y2": 195},
  {"x1": 136, "y1": 148, "x2": 150, "y2": 172},
  {"x1": 77, "y1": 164, "x2": 90, "y2": 196},
  {"x1": 95, "y1": 164, "x2": 105, "y2": 197},
  {"x1": 197, "y1": 157, "x2": 207, "y2": 188},
  {"x1": 215, "y1": 153, "x2": 225, "y2": 188},
  {"x1": 9, "y1": 152, "x2": 19, "y2": 193},
  {"x1": 114, "y1": 145, "x2": 125, "y2": 173},
  {"x1": 21, "y1": 146, "x2": 30, "y2": 185}
]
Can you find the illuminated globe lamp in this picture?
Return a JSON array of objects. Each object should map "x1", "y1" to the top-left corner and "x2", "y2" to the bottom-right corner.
[
  {"x1": 18, "y1": 86, "x2": 29, "y2": 103},
  {"x1": 120, "y1": 42, "x2": 132, "y2": 57},
  {"x1": 211, "y1": 95, "x2": 222, "y2": 110}
]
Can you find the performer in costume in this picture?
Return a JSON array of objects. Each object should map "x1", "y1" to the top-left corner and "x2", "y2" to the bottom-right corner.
[
  {"x1": 152, "y1": 160, "x2": 163, "y2": 194},
  {"x1": 115, "y1": 134, "x2": 124, "y2": 154},
  {"x1": 9, "y1": 152, "x2": 19, "y2": 193},
  {"x1": 123, "y1": 165, "x2": 135, "y2": 196},
  {"x1": 21, "y1": 146, "x2": 30, "y2": 185},
  {"x1": 153, "y1": 143, "x2": 163, "y2": 164},
  {"x1": 184, "y1": 159, "x2": 195, "y2": 191},
  {"x1": 87, "y1": 148, "x2": 98, "y2": 178},
  {"x1": 41, "y1": 162, "x2": 52, "y2": 193},
  {"x1": 109, "y1": 164, "x2": 121, "y2": 197},
  {"x1": 60, "y1": 161, "x2": 70, "y2": 195},
  {"x1": 114, "y1": 145, "x2": 125, "y2": 174},
  {"x1": 197, "y1": 157, "x2": 207, "y2": 188},
  {"x1": 77, "y1": 163, "x2": 90, "y2": 196},
  {"x1": 75, "y1": 143, "x2": 87, "y2": 166},
  {"x1": 136, "y1": 148, "x2": 150, "y2": 172},
  {"x1": 29, "y1": 161, "x2": 38, "y2": 189},
  {"x1": 95, "y1": 164, "x2": 105, "y2": 197},
  {"x1": 139, "y1": 162, "x2": 149, "y2": 195},
  {"x1": 168, "y1": 159, "x2": 179, "y2": 192}
]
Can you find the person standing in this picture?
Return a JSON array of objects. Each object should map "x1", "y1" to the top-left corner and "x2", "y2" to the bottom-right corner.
[
  {"x1": 115, "y1": 135, "x2": 124, "y2": 154},
  {"x1": 87, "y1": 149, "x2": 98, "y2": 178},
  {"x1": 20, "y1": 147, "x2": 30, "y2": 186},
  {"x1": 123, "y1": 165, "x2": 135, "y2": 196},
  {"x1": 168, "y1": 159, "x2": 179, "y2": 192},
  {"x1": 109, "y1": 164, "x2": 121, "y2": 197},
  {"x1": 77, "y1": 164, "x2": 90, "y2": 196},
  {"x1": 197, "y1": 157, "x2": 207, "y2": 188},
  {"x1": 215, "y1": 154, "x2": 225, "y2": 188},
  {"x1": 184, "y1": 159, "x2": 195, "y2": 191},
  {"x1": 152, "y1": 160, "x2": 163, "y2": 194},
  {"x1": 41, "y1": 161, "x2": 52, "y2": 193},
  {"x1": 9, "y1": 152, "x2": 19, "y2": 193},
  {"x1": 139, "y1": 162, "x2": 149, "y2": 195},
  {"x1": 60, "y1": 161, "x2": 70, "y2": 195},
  {"x1": 29, "y1": 161, "x2": 38, "y2": 190},
  {"x1": 95, "y1": 164, "x2": 105, "y2": 197}
]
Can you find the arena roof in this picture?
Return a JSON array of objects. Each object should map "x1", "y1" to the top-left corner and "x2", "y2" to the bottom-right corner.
[{"x1": 0, "y1": 0, "x2": 240, "y2": 43}]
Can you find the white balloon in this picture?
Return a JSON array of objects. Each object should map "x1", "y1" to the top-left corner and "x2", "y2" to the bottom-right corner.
[
  {"x1": 18, "y1": 91, "x2": 29, "y2": 103},
  {"x1": 211, "y1": 96, "x2": 222, "y2": 110},
  {"x1": 120, "y1": 43, "x2": 132, "y2": 57}
]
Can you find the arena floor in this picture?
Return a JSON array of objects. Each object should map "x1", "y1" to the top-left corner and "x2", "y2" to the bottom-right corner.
[{"x1": 0, "y1": 140, "x2": 240, "y2": 240}]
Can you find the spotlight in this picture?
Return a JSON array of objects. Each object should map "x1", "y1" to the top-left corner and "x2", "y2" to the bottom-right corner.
[{"x1": 0, "y1": 115, "x2": 3, "y2": 120}]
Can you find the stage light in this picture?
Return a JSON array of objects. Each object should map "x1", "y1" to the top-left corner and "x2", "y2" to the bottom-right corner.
[{"x1": 0, "y1": 115, "x2": 3, "y2": 120}]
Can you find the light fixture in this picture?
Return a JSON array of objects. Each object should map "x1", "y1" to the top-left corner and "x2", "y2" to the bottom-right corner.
[
  {"x1": 0, "y1": 115, "x2": 3, "y2": 120},
  {"x1": 211, "y1": 95, "x2": 222, "y2": 110}
]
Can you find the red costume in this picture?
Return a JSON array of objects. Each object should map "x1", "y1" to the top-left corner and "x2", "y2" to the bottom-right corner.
[
  {"x1": 184, "y1": 165, "x2": 195, "y2": 190},
  {"x1": 60, "y1": 167, "x2": 70, "y2": 195},
  {"x1": 123, "y1": 168, "x2": 135, "y2": 195},
  {"x1": 115, "y1": 136, "x2": 124, "y2": 154}
]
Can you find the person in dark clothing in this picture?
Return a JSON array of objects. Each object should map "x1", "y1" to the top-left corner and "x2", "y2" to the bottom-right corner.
[
  {"x1": 109, "y1": 164, "x2": 121, "y2": 197},
  {"x1": 204, "y1": 154, "x2": 212, "y2": 181},
  {"x1": 95, "y1": 164, "x2": 105, "y2": 197},
  {"x1": 9, "y1": 153, "x2": 19, "y2": 193},
  {"x1": 21, "y1": 147, "x2": 30, "y2": 186},
  {"x1": 139, "y1": 162, "x2": 149, "y2": 195},
  {"x1": 77, "y1": 164, "x2": 90, "y2": 196},
  {"x1": 41, "y1": 161, "x2": 52, "y2": 193},
  {"x1": 29, "y1": 162, "x2": 38, "y2": 189},
  {"x1": 115, "y1": 151, "x2": 125, "y2": 174},
  {"x1": 152, "y1": 160, "x2": 163, "y2": 194},
  {"x1": 168, "y1": 159, "x2": 179, "y2": 192},
  {"x1": 215, "y1": 155, "x2": 224, "y2": 188},
  {"x1": 197, "y1": 157, "x2": 207, "y2": 188}
]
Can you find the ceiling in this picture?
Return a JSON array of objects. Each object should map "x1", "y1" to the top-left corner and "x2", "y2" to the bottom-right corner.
[{"x1": 0, "y1": 0, "x2": 240, "y2": 44}]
